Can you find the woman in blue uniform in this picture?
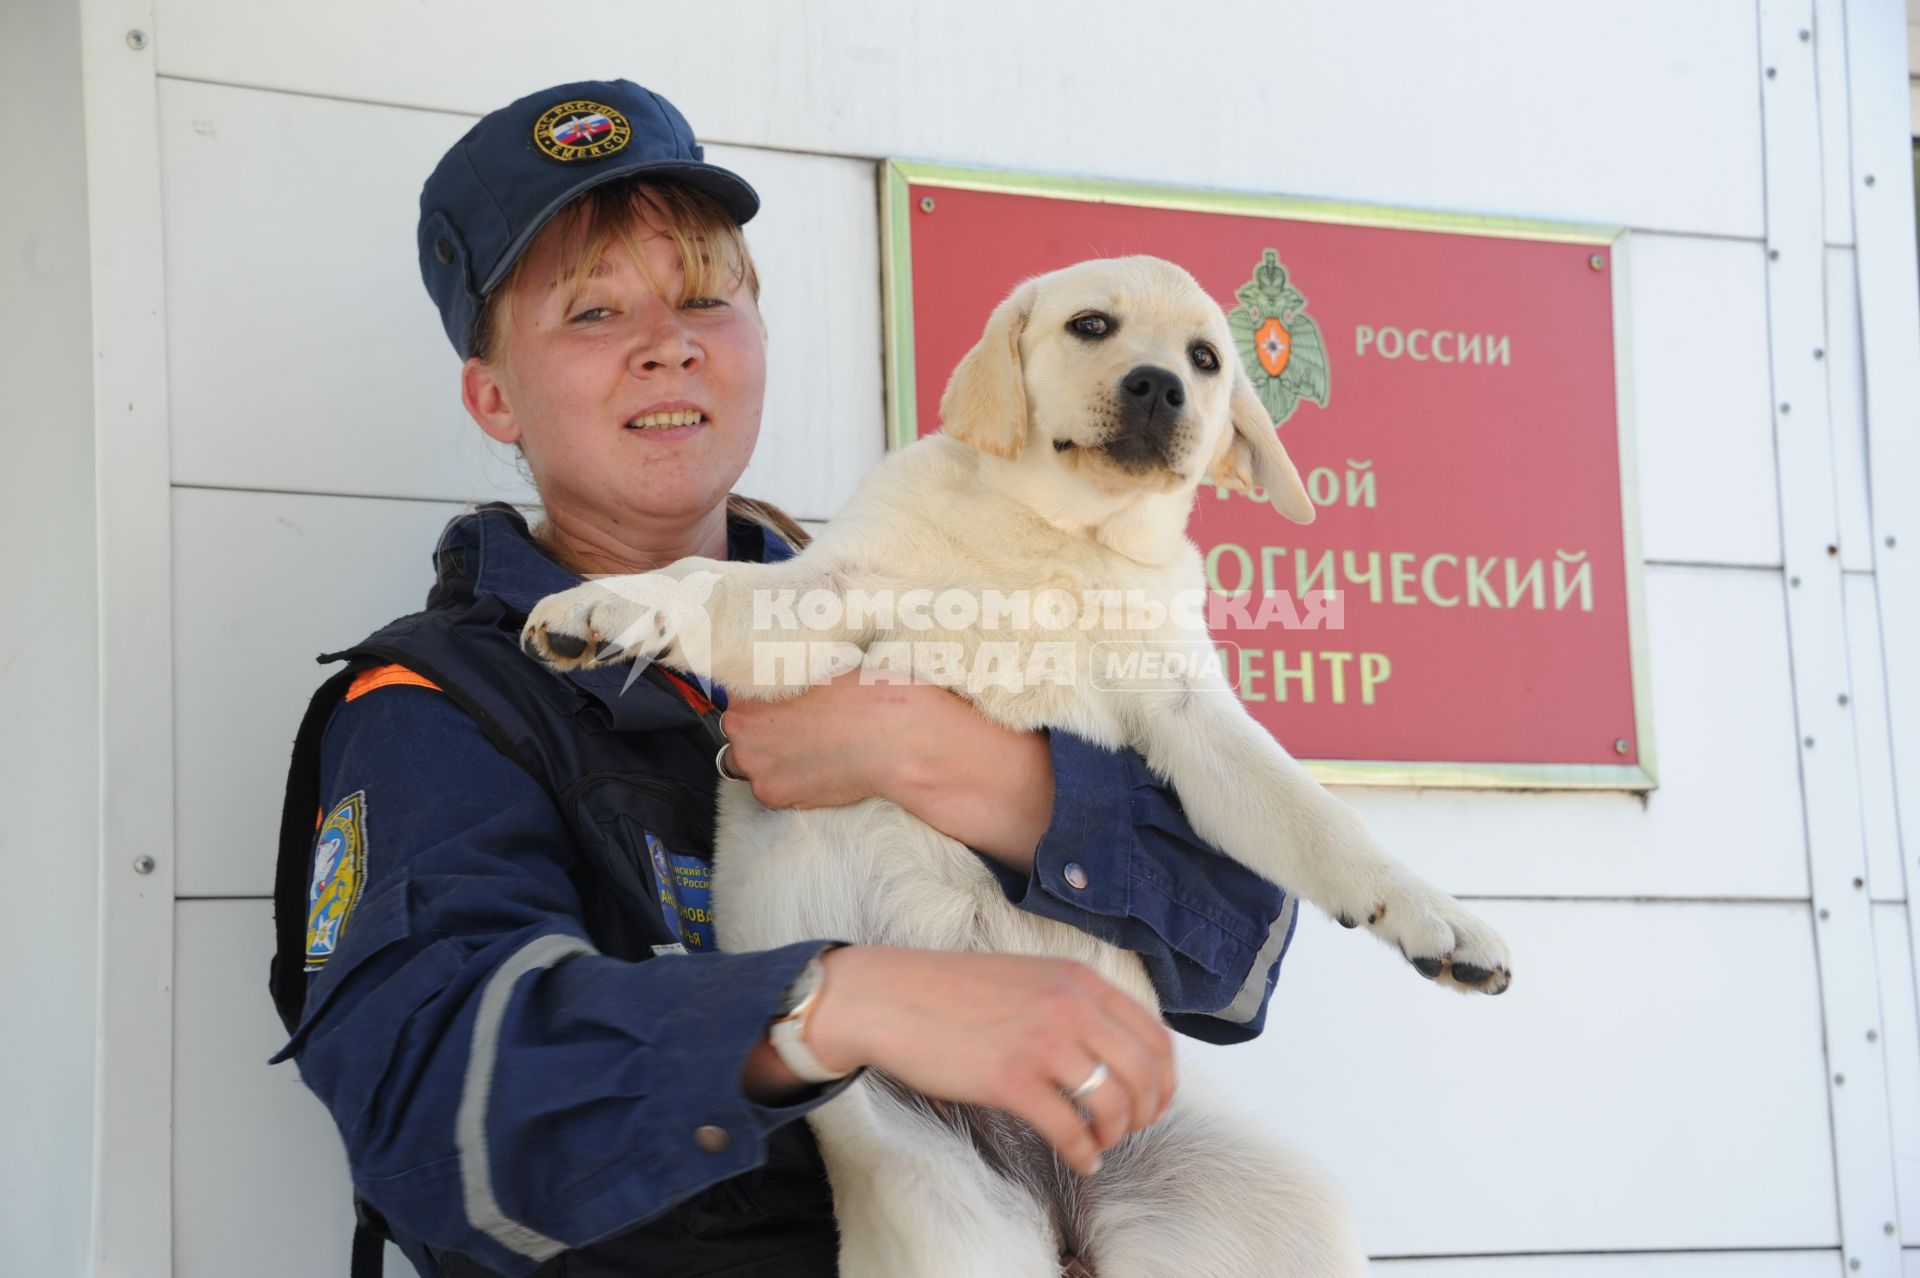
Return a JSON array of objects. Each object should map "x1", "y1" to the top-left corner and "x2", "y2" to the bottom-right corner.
[{"x1": 271, "y1": 78, "x2": 1300, "y2": 1278}]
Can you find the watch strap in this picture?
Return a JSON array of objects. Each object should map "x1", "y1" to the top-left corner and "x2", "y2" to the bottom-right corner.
[{"x1": 769, "y1": 950, "x2": 853, "y2": 1084}]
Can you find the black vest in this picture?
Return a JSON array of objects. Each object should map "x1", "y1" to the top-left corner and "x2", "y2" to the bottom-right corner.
[{"x1": 271, "y1": 509, "x2": 838, "y2": 1277}]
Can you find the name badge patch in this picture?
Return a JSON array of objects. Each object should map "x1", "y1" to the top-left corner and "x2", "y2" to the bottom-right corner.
[
  {"x1": 645, "y1": 830, "x2": 716, "y2": 951},
  {"x1": 305, "y1": 791, "x2": 368, "y2": 970}
]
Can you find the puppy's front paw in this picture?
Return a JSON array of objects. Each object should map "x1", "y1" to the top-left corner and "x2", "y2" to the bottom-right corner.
[
  {"x1": 521, "y1": 576, "x2": 679, "y2": 671},
  {"x1": 1336, "y1": 876, "x2": 1512, "y2": 995}
]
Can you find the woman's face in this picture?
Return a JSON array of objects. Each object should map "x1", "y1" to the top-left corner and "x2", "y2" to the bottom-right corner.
[{"x1": 464, "y1": 206, "x2": 766, "y2": 537}]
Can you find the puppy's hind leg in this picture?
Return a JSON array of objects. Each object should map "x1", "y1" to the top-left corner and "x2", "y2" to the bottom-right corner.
[
  {"x1": 1080, "y1": 1095, "x2": 1368, "y2": 1278},
  {"x1": 810, "y1": 1081, "x2": 1061, "y2": 1278}
]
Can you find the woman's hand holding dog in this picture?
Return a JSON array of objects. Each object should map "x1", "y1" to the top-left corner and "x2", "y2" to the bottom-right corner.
[
  {"x1": 720, "y1": 671, "x2": 1056, "y2": 870},
  {"x1": 802, "y1": 946, "x2": 1176, "y2": 1176}
]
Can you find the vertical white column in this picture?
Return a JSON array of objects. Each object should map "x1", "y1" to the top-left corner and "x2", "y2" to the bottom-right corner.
[
  {"x1": 1844, "y1": 0, "x2": 1920, "y2": 1251},
  {"x1": 1758, "y1": 0, "x2": 1903, "y2": 1272},
  {"x1": 76, "y1": 0, "x2": 176, "y2": 1270}
]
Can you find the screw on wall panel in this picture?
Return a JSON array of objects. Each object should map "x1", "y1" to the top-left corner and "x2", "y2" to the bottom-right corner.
[
  {"x1": 1850, "y1": 1260, "x2": 1861, "y2": 1271},
  {"x1": 1589, "y1": 254, "x2": 1605, "y2": 271},
  {"x1": 1790, "y1": 575, "x2": 1801, "y2": 587},
  {"x1": 1864, "y1": 174, "x2": 1876, "y2": 187},
  {"x1": 1887, "y1": 535, "x2": 1897, "y2": 548},
  {"x1": 1768, "y1": 248, "x2": 1781, "y2": 261},
  {"x1": 126, "y1": 29, "x2": 148, "y2": 49},
  {"x1": 1818, "y1": 907, "x2": 1830, "y2": 920},
  {"x1": 1838, "y1": 693, "x2": 1849, "y2": 706},
  {"x1": 1812, "y1": 347, "x2": 1825, "y2": 359},
  {"x1": 1613, "y1": 738, "x2": 1629, "y2": 754},
  {"x1": 133, "y1": 855, "x2": 155, "y2": 874},
  {"x1": 1834, "y1": 1073, "x2": 1845, "y2": 1085},
  {"x1": 1765, "y1": 66, "x2": 1777, "y2": 79},
  {"x1": 1779, "y1": 402, "x2": 1791, "y2": 414},
  {"x1": 1853, "y1": 877, "x2": 1864, "y2": 889},
  {"x1": 1886, "y1": 1222, "x2": 1896, "y2": 1235},
  {"x1": 918, "y1": 196, "x2": 936, "y2": 213},
  {"x1": 1804, "y1": 736, "x2": 1815, "y2": 748},
  {"x1": 1826, "y1": 544, "x2": 1838, "y2": 556},
  {"x1": 1867, "y1": 1029, "x2": 1878, "y2": 1043},
  {"x1": 1798, "y1": 28, "x2": 1810, "y2": 40}
]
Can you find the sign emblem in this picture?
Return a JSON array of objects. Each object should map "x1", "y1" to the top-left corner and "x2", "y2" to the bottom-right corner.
[
  {"x1": 305, "y1": 791, "x2": 368, "y2": 970},
  {"x1": 534, "y1": 99, "x2": 633, "y2": 163},
  {"x1": 1227, "y1": 249, "x2": 1330, "y2": 424}
]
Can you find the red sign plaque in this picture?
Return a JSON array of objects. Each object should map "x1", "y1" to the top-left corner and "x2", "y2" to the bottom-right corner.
[{"x1": 882, "y1": 162, "x2": 1652, "y2": 789}]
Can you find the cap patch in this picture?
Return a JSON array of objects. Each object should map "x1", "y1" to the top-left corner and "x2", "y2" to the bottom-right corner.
[{"x1": 534, "y1": 99, "x2": 633, "y2": 163}]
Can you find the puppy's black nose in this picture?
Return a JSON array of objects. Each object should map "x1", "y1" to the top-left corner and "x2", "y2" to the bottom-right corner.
[{"x1": 1121, "y1": 365, "x2": 1185, "y2": 413}]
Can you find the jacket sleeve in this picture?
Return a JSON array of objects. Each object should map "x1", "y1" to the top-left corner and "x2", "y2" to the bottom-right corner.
[
  {"x1": 273, "y1": 683, "x2": 854, "y2": 1276},
  {"x1": 978, "y1": 729, "x2": 1299, "y2": 1046}
]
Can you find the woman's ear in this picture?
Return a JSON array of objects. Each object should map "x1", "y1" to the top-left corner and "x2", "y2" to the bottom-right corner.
[
  {"x1": 1206, "y1": 364, "x2": 1315, "y2": 524},
  {"x1": 939, "y1": 278, "x2": 1037, "y2": 460},
  {"x1": 462, "y1": 357, "x2": 522, "y2": 446}
]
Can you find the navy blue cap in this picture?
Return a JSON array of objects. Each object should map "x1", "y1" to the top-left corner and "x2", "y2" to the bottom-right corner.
[{"x1": 418, "y1": 78, "x2": 760, "y2": 359}]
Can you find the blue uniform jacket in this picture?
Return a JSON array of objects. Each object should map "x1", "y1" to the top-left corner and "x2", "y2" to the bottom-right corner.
[{"x1": 276, "y1": 504, "x2": 1299, "y2": 1275}]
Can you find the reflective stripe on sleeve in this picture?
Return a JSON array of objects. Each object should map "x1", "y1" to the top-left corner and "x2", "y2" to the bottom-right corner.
[
  {"x1": 456, "y1": 932, "x2": 596, "y2": 1262},
  {"x1": 1216, "y1": 891, "x2": 1299, "y2": 1025}
]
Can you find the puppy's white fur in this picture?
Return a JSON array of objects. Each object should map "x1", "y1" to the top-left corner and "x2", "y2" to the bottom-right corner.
[{"x1": 526, "y1": 256, "x2": 1512, "y2": 1277}]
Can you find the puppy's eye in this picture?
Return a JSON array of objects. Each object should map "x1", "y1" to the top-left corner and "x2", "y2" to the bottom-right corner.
[
  {"x1": 1190, "y1": 344, "x2": 1221, "y2": 372},
  {"x1": 1068, "y1": 313, "x2": 1112, "y2": 338}
]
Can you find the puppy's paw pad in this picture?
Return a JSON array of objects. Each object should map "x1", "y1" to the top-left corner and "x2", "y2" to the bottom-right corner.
[
  {"x1": 1447, "y1": 961, "x2": 1512, "y2": 995},
  {"x1": 522, "y1": 583, "x2": 673, "y2": 671}
]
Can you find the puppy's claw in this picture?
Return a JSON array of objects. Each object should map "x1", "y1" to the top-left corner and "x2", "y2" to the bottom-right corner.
[
  {"x1": 1337, "y1": 913, "x2": 1358, "y2": 930},
  {"x1": 1409, "y1": 955, "x2": 1444, "y2": 980}
]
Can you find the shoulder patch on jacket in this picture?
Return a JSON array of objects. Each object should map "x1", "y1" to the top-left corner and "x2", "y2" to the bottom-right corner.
[
  {"x1": 305, "y1": 790, "x2": 369, "y2": 971},
  {"x1": 345, "y1": 663, "x2": 443, "y2": 703}
]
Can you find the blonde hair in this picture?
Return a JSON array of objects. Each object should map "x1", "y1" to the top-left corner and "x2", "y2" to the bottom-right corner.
[
  {"x1": 472, "y1": 179, "x2": 761, "y2": 363},
  {"x1": 476, "y1": 178, "x2": 808, "y2": 557}
]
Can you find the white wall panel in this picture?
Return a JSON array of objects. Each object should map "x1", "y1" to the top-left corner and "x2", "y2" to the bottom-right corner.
[
  {"x1": 1193, "y1": 900, "x2": 1839, "y2": 1257},
  {"x1": 1874, "y1": 905, "x2": 1920, "y2": 1245},
  {"x1": 172, "y1": 488, "x2": 467, "y2": 897},
  {"x1": 149, "y1": 0, "x2": 1763, "y2": 239},
  {"x1": 1848, "y1": 574, "x2": 1906, "y2": 903},
  {"x1": 0, "y1": 0, "x2": 99, "y2": 1270},
  {"x1": 1376, "y1": 1253, "x2": 1841, "y2": 1277},
  {"x1": 1337, "y1": 564, "x2": 1808, "y2": 901},
  {"x1": 159, "y1": 80, "x2": 524, "y2": 506},
  {"x1": 1825, "y1": 247, "x2": 1874, "y2": 573},
  {"x1": 174, "y1": 899, "x2": 367, "y2": 1276},
  {"x1": 1627, "y1": 234, "x2": 1781, "y2": 568},
  {"x1": 159, "y1": 79, "x2": 883, "y2": 521}
]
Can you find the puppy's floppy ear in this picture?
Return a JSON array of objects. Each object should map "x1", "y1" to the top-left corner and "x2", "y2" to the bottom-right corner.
[
  {"x1": 1207, "y1": 363, "x2": 1315, "y2": 523},
  {"x1": 940, "y1": 279, "x2": 1037, "y2": 460}
]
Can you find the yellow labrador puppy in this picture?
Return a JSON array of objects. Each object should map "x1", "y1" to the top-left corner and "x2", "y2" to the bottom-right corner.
[{"x1": 524, "y1": 256, "x2": 1511, "y2": 1277}]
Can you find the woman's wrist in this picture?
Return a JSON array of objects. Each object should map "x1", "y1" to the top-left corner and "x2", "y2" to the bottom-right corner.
[{"x1": 803, "y1": 944, "x2": 872, "y2": 1076}]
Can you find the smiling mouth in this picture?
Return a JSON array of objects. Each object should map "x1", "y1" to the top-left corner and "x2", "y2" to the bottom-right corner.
[{"x1": 626, "y1": 410, "x2": 708, "y2": 430}]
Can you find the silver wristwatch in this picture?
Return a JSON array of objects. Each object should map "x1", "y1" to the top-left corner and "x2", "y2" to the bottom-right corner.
[{"x1": 769, "y1": 952, "x2": 853, "y2": 1084}]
